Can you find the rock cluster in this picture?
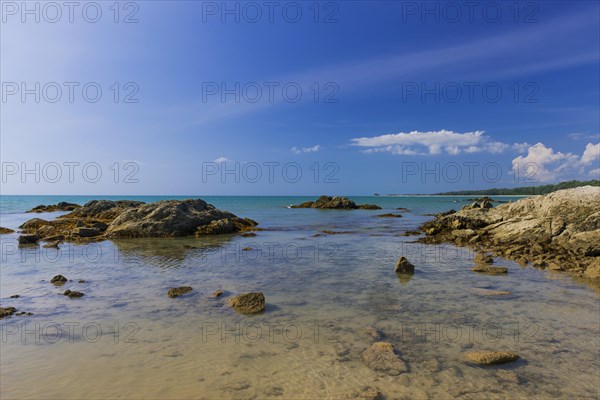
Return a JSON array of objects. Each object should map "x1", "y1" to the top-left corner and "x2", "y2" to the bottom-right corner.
[
  {"x1": 419, "y1": 187, "x2": 600, "y2": 280},
  {"x1": 290, "y1": 196, "x2": 381, "y2": 210},
  {"x1": 17, "y1": 199, "x2": 257, "y2": 245}
]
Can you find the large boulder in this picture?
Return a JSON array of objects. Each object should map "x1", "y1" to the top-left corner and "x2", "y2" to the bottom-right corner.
[{"x1": 105, "y1": 199, "x2": 255, "y2": 238}]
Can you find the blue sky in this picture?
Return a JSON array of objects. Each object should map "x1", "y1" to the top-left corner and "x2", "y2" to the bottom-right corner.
[{"x1": 1, "y1": 0, "x2": 599, "y2": 195}]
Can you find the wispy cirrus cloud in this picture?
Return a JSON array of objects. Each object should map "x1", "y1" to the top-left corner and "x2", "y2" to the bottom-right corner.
[
  {"x1": 351, "y1": 130, "x2": 529, "y2": 156},
  {"x1": 290, "y1": 145, "x2": 321, "y2": 154}
]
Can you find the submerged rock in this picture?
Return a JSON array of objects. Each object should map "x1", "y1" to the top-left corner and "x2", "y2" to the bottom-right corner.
[
  {"x1": 348, "y1": 386, "x2": 384, "y2": 400},
  {"x1": 228, "y1": 292, "x2": 265, "y2": 314},
  {"x1": 471, "y1": 265, "x2": 508, "y2": 274},
  {"x1": 470, "y1": 288, "x2": 512, "y2": 296},
  {"x1": 361, "y1": 342, "x2": 408, "y2": 376},
  {"x1": 167, "y1": 286, "x2": 193, "y2": 298},
  {"x1": 376, "y1": 213, "x2": 403, "y2": 218},
  {"x1": 290, "y1": 196, "x2": 381, "y2": 210},
  {"x1": 211, "y1": 290, "x2": 224, "y2": 298},
  {"x1": 463, "y1": 351, "x2": 519, "y2": 365},
  {"x1": 395, "y1": 257, "x2": 415, "y2": 274}
]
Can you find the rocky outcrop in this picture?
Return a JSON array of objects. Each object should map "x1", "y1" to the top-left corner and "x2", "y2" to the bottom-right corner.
[
  {"x1": 17, "y1": 199, "x2": 257, "y2": 243},
  {"x1": 167, "y1": 286, "x2": 193, "y2": 298},
  {"x1": 0, "y1": 227, "x2": 15, "y2": 234},
  {"x1": 463, "y1": 351, "x2": 519, "y2": 365},
  {"x1": 106, "y1": 200, "x2": 256, "y2": 238},
  {"x1": 419, "y1": 187, "x2": 600, "y2": 280},
  {"x1": 361, "y1": 342, "x2": 408, "y2": 375},
  {"x1": 290, "y1": 196, "x2": 381, "y2": 210},
  {"x1": 27, "y1": 202, "x2": 81, "y2": 213},
  {"x1": 228, "y1": 292, "x2": 265, "y2": 314}
]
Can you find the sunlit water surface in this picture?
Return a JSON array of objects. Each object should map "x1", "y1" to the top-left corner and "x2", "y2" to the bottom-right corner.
[{"x1": 1, "y1": 196, "x2": 598, "y2": 399}]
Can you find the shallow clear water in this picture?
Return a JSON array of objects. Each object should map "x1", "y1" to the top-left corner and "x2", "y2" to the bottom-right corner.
[{"x1": 1, "y1": 196, "x2": 598, "y2": 399}]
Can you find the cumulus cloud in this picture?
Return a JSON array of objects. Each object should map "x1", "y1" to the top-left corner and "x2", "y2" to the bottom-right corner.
[
  {"x1": 511, "y1": 142, "x2": 599, "y2": 182},
  {"x1": 581, "y1": 143, "x2": 600, "y2": 166},
  {"x1": 351, "y1": 130, "x2": 529, "y2": 156},
  {"x1": 589, "y1": 168, "x2": 600, "y2": 178},
  {"x1": 214, "y1": 156, "x2": 229, "y2": 162},
  {"x1": 291, "y1": 145, "x2": 321, "y2": 154}
]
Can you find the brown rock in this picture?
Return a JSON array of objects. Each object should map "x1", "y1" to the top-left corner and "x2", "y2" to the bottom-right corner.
[
  {"x1": 228, "y1": 292, "x2": 265, "y2": 314},
  {"x1": 167, "y1": 286, "x2": 193, "y2": 298},
  {"x1": 474, "y1": 252, "x2": 494, "y2": 264},
  {"x1": 361, "y1": 342, "x2": 408, "y2": 375},
  {"x1": 395, "y1": 257, "x2": 415, "y2": 274},
  {"x1": 0, "y1": 227, "x2": 15, "y2": 234},
  {"x1": 64, "y1": 290, "x2": 84, "y2": 298},
  {"x1": 463, "y1": 351, "x2": 519, "y2": 365},
  {"x1": 211, "y1": 290, "x2": 224, "y2": 298},
  {"x1": 0, "y1": 307, "x2": 17, "y2": 319},
  {"x1": 50, "y1": 275, "x2": 68, "y2": 284},
  {"x1": 471, "y1": 265, "x2": 508, "y2": 274}
]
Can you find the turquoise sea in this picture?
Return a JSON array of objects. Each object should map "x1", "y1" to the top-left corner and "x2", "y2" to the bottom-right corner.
[{"x1": 1, "y1": 195, "x2": 599, "y2": 399}]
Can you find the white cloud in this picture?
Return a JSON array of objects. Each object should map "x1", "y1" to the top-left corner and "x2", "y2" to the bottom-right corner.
[
  {"x1": 291, "y1": 145, "x2": 321, "y2": 154},
  {"x1": 351, "y1": 130, "x2": 529, "y2": 156},
  {"x1": 214, "y1": 157, "x2": 229, "y2": 163},
  {"x1": 568, "y1": 132, "x2": 600, "y2": 141},
  {"x1": 581, "y1": 143, "x2": 600, "y2": 166},
  {"x1": 511, "y1": 142, "x2": 599, "y2": 182},
  {"x1": 589, "y1": 168, "x2": 600, "y2": 178}
]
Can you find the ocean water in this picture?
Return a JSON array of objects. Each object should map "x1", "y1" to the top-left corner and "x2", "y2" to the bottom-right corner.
[{"x1": 1, "y1": 195, "x2": 598, "y2": 399}]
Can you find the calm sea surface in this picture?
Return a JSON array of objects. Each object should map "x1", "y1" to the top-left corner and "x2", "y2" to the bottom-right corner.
[{"x1": 1, "y1": 195, "x2": 598, "y2": 399}]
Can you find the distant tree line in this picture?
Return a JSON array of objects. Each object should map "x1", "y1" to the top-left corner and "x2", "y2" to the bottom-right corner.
[{"x1": 436, "y1": 180, "x2": 600, "y2": 195}]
